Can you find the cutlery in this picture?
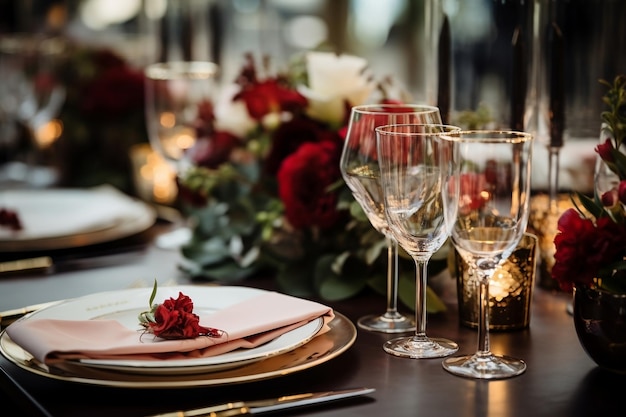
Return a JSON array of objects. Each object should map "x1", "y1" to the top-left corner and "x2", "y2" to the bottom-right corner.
[
  {"x1": 0, "y1": 240, "x2": 148, "y2": 276},
  {"x1": 146, "y1": 387, "x2": 375, "y2": 416}
]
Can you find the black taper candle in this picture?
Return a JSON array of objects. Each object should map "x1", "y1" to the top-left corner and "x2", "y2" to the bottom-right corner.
[
  {"x1": 437, "y1": 14, "x2": 451, "y2": 125},
  {"x1": 549, "y1": 22, "x2": 565, "y2": 148},
  {"x1": 511, "y1": 25, "x2": 526, "y2": 131}
]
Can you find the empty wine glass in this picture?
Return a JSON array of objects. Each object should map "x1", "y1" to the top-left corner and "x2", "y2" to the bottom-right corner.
[
  {"x1": 144, "y1": 61, "x2": 219, "y2": 248},
  {"x1": 0, "y1": 34, "x2": 66, "y2": 188},
  {"x1": 440, "y1": 130, "x2": 533, "y2": 379},
  {"x1": 340, "y1": 104, "x2": 442, "y2": 333},
  {"x1": 376, "y1": 123, "x2": 461, "y2": 358}
]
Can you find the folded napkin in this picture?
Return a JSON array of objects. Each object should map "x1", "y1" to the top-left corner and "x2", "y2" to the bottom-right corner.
[
  {"x1": 6, "y1": 292, "x2": 334, "y2": 365},
  {"x1": 0, "y1": 185, "x2": 143, "y2": 240}
]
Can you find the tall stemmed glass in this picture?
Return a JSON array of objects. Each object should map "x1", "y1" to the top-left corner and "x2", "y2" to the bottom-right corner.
[
  {"x1": 440, "y1": 130, "x2": 533, "y2": 379},
  {"x1": 340, "y1": 104, "x2": 442, "y2": 333},
  {"x1": 376, "y1": 123, "x2": 461, "y2": 358},
  {"x1": 145, "y1": 61, "x2": 219, "y2": 248},
  {"x1": 0, "y1": 34, "x2": 66, "y2": 187}
]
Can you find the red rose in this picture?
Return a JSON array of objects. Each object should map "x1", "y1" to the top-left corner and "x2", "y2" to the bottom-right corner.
[
  {"x1": 233, "y1": 54, "x2": 307, "y2": 121},
  {"x1": 190, "y1": 131, "x2": 242, "y2": 169},
  {"x1": 619, "y1": 180, "x2": 626, "y2": 204},
  {"x1": 144, "y1": 292, "x2": 220, "y2": 339},
  {"x1": 278, "y1": 141, "x2": 343, "y2": 230},
  {"x1": 596, "y1": 138, "x2": 615, "y2": 162},
  {"x1": 552, "y1": 209, "x2": 626, "y2": 291},
  {"x1": 265, "y1": 117, "x2": 335, "y2": 175},
  {"x1": 601, "y1": 188, "x2": 619, "y2": 207},
  {"x1": 0, "y1": 208, "x2": 22, "y2": 231},
  {"x1": 235, "y1": 79, "x2": 307, "y2": 120}
]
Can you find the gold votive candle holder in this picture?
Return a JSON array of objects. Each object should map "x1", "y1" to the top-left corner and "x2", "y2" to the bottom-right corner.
[
  {"x1": 528, "y1": 193, "x2": 579, "y2": 291},
  {"x1": 454, "y1": 233, "x2": 538, "y2": 331}
]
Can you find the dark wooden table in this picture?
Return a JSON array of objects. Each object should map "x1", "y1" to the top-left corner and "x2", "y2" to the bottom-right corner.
[{"x1": 1, "y1": 223, "x2": 624, "y2": 417}]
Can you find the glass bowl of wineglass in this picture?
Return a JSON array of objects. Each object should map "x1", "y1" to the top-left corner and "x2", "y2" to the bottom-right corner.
[{"x1": 144, "y1": 61, "x2": 219, "y2": 248}]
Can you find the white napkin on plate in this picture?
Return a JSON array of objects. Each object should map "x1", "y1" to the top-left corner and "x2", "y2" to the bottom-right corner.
[
  {"x1": 6, "y1": 291, "x2": 334, "y2": 365},
  {"x1": 0, "y1": 185, "x2": 143, "y2": 240}
]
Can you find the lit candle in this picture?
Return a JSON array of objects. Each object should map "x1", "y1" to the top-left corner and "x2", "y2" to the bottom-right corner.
[{"x1": 130, "y1": 144, "x2": 177, "y2": 204}]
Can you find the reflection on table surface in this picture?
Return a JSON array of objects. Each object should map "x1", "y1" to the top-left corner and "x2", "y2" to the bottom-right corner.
[{"x1": 0, "y1": 223, "x2": 624, "y2": 417}]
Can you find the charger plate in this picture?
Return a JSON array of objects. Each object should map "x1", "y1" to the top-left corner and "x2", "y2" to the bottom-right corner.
[
  {"x1": 0, "y1": 186, "x2": 156, "y2": 251},
  {"x1": 0, "y1": 287, "x2": 357, "y2": 388}
]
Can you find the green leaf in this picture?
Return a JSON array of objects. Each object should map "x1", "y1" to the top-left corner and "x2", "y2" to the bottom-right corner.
[
  {"x1": 183, "y1": 260, "x2": 258, "y2": 282},
  {"x1": 575, "y1": 192, "x2": 604, "y2": 219},
  {"x1": 148, "y1": 279, "x2": 158, "y2": 307},
  {"x1": 314, "y1": 255, "x2": 367, "y2": 301},
  {"x1": 275, "y1": 265, "x2": 315, "y2": 297}
]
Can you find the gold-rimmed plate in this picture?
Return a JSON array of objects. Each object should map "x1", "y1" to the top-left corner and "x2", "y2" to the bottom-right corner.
[
  {"x1": 0, "y1": 311, "x2": 356, "y2": 388},
  {"x1": 1, "y1": 286, "x2": 329, "y2": 375},
  {"x1": 0, "y1": 185, "x2": 156, "y2": 251}
]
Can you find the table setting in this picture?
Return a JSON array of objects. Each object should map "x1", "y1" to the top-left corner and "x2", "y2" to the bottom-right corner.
[{"x1": 3, "y1": 1, "x2": 626, "y2": 416}]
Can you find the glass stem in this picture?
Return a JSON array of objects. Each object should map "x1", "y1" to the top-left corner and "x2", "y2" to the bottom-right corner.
[
  {"x1": 548, "y1": 147, "x2": 560, "y2": 215},
  {"x1": 385, "y1": 237, "x2": 400, "y2": 317},
  {"x1": 414, "y1": 258, "x2": 429, "y2": 339},
  {"x1": 477, "y1": 274, "x2": 491, "y2": 355}
]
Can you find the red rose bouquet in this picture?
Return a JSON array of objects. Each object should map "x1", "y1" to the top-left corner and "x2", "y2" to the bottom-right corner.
[
  {"x1": 178, "y1": 51, "x2": 448, "y2": 311},
  {"x1": 552, "y1": 75, "x2": 626, "y2": 293}
]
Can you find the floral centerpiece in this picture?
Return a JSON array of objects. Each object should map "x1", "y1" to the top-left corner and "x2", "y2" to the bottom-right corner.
[
  {"x1": 178, "y1": 51, "x2": 447, "y2": 311},
  {"x1": 552, "y1": 75, "x2": 626, "y2": 294}
]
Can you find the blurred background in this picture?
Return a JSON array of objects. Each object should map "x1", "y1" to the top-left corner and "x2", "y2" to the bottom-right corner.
[{"x1": 1, "y1": 0, "x2": 625, "y2": 201}]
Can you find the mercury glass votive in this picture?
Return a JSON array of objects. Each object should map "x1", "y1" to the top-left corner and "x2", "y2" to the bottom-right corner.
[
  {"x1": 454, "y1": 233, "x2": 538, "y2": 331},
  {"x1": 528, "y1": 194, "x2": 580, "y2": 291}
]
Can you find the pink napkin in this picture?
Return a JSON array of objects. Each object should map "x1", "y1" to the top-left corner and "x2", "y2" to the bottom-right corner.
[{"x1": 6, "y1": 291, "x2": 334, "y2": 365}]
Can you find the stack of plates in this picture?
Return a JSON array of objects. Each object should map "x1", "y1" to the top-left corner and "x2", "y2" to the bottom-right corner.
[
  {"x1": 0, "y1": 286, "x2": 356, "y2": 388},
  {"x1": 0, "y1": 185, "x2": 156, "y2": 252}
]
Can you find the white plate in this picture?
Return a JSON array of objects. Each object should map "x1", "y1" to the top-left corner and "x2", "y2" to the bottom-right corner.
[
  {"x1": 0, "y1": 311, "x2": 356, "y2": 388},
  {"x1": 7, "y1": 286, "x2": 324, "y2": 375},
  {"x1": 0, "y1": 185, "x2": 156, "y2": 251}
]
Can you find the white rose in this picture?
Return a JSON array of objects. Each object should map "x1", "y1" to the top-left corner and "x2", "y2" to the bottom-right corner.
[
  {"x1": 213, "y1": 83, "x2": 257, "y2": 138},
  {"x1": 299, "y1": 51, "x2": 376, "y2": 126}
]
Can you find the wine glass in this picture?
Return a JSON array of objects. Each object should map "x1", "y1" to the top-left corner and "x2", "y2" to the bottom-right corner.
[
  {"x1": 144, "y1": 61, "x2": 219, "y2": 248},
  {"x1": 440, "y1": 130, "x2": 533, "y2": 379},
  {"x1": 340, "y1": 104, "x2": 442, "y2": 333},
  {"x1": 376, "y1": 123, "x2": 461, "y2": 358},
  {"x1": 0, "y1": 34, "x2": 66, "y2": 188}
]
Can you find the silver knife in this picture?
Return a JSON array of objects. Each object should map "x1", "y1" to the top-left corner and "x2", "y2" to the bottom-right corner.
[{"x1": 146, "y1": 387, "x2": 375, "y2": 417}]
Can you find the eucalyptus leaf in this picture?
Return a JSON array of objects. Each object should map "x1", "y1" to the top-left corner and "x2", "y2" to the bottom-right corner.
[
  {"x1": 275, "y1": 265, "x2": 315, "y2": 297},
  {"x1": 314, "y1": 255, "x2": 367, "y2": 301},
  {"x1": 186, "y1": 260, "x2": 259, "y2": 282}
]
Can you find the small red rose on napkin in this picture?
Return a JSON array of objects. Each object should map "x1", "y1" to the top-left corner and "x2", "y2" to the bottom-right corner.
[
  {"x1": 139, "y1": 291, "x2": 223, "y2": 339},
  {"x1": 0, "y1": 208, "x2": 22, "y2": 231}
]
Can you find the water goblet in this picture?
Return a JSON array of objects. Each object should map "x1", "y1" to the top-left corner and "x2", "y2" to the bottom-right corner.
[
  {"x1": 376, "y1": 123, "x2": 461, "y2": 358},
  {"x1": 440, "y1": 130, "x2": 533, "y2": 379},
  {"x1": 0, "y1": 34, "x2": 66, "y2": 187},
  {"x1": 144, "y1": 61, "x2": 219, "y2": 248},
  {"x1": 340, "y1": 104, "x2": 442, "y2": 333}
]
